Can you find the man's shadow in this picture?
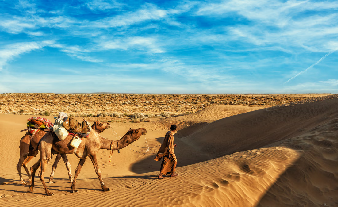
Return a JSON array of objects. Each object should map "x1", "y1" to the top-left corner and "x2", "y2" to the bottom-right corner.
[{"x1": 129, "y1": 137, "x2": 165, "y2": 174}]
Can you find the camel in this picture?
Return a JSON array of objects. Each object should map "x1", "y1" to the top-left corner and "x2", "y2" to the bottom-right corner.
[
  {"x1": 17, "y1": 129, "x2": 73, "y2": 185},
  {"x1": 29, "y1": 127, "x2": 147, "y2": 196},
  {"x1": 48, "y1": 121, "x2": 111, "y2": 184},
  {"x1": 17, "y1": 121, "x2": 110, "y2": 185}
]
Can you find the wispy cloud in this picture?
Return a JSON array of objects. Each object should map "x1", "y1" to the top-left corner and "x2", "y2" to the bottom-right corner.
[
  {"x1": 84, "y1": 0, "x2": 126, "y2": 11},
  {"x1": 195, "y1": 0, "x2": 338, "y2": 52},
  {"x1": 0, "y1": 0, "x2": 337, "y2": 93},
  {"x1": 99, "y1": 36, "x2": 164, "y2": 53},
  {"x1": 50, "y1": 43, "x2": 103, "y2": 63},
  {"x1": 0, "y1": 40, "x2": 54, "y2": 70},
  {"x1": 98, "y1": 4, "x2": 168, "y2": 28},
  {"x1": 0, "y1": 18, "x2": 36, "y2": 34},
  {"x1": 320, "y1": 79, "x2": 338, "y2": 86}
]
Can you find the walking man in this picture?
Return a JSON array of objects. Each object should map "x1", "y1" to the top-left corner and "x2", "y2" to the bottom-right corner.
[{"x1": 154, "y1": 125, "x2": 178, "y2": 179}]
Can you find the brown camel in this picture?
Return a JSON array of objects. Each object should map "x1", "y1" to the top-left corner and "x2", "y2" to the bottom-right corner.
[
  {"x1": 17, "y1": 130, "x2": 72, "y2": 185},
  {"x1": 17, "y1": 121, "x2": 110, "y2": 185},
  {"x1": 29, "y1": 127, "x2": 147, "y2": 196}
]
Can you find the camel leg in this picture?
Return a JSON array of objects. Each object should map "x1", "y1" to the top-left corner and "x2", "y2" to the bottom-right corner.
[
  {"x1": 40, "y1": 157, "x2": 53, "y2": 196},
  {"x1": 89, "y1": 154, "x2": 109, "y2": 192},
  {"x1": 17, "y1": 155, "x2": 32, "y2": 185},
  {"x1": 71, "y1": 157, "x2": 86, "y2": 193},
  {"x1": 49, "y1": 154, "x2": 61, "y2": 184},
  {"x1": 18, "y1": 134, "x2": 31, "y2": 185},
  {"x1": 61, "y1": 154, "x2": 73, "y2": 183},
  {"x1": 21, "y1": 156, "x2": 34, "y2": 184},
  {"x1": 29, "y1": 159, "x2": 40, "y2": 193}
]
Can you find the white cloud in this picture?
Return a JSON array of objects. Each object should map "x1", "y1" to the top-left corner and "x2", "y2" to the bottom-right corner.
[
  {"x1": 99, "y1": 36, "x2": 164, "y2": 53},
  {"x1": 320, "y1": 79, "x2": 338, "y2": 86},
  {"x1": 15, "y1": 0, "x2": 37, "y2": 14},
  {"x1": 0, "y1": 19, "x2": 36, "y2": 34},
  {"x1": 0, "y1": 40, "x2": 54, "y2": 70},
  {"x1": 50, "y1": 43, "x2": 103, "y2": 63},
  {"x1": 85, "y1": 0, "x2": 126, "y2": 11},
  {"x1": 193, "y1": 0, "x2": 338, "y2": 53},
  {"x1": 90, "y1": 3, "x2": 168, "y2": 28}
]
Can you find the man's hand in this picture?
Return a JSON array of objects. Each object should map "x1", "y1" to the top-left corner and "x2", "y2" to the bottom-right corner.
[{"x1": 174, "y1": 144, "x2": 177, "y2": 147}]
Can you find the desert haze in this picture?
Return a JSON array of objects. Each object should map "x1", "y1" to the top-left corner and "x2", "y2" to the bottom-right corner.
[{"x1": 0, "y1": 93, "x2": 337, "y2": 207}]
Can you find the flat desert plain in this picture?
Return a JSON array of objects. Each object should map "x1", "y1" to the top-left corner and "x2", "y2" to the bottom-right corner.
[{"x1": 0, "y1": 94, "x2": 338, "y2": 207}]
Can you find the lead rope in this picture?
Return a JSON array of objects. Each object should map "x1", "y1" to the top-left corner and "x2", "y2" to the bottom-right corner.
[
  {"x1": 109, "y1": 142, "x2": 114, "y2": 163},
  {"x1": 109, "y1": 141, "x2": 119, "y2": 163},
  {"x1": 109, "y1": 150, "x2": 113, "y2": 163}
]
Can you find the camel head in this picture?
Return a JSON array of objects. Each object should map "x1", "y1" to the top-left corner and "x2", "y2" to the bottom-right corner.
[
  {"x1": 118, "y1": 128, "x2": 147, "y2": 149},
  {"x1": 91, "y1": 121, "x2": 110, "y2": 133}
]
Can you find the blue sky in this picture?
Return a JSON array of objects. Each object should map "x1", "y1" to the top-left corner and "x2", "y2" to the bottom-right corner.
[{"x1": 0, "y1": 0, "x2": 337, "y2": 94}]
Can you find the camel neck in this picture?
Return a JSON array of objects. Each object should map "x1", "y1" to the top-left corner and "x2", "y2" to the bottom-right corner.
[{"x1": 99, "y1": 136, "x2": 113, "y2": 150}]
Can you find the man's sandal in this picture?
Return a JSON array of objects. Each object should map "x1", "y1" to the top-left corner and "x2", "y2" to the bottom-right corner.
[{"x1": 170, "y1": 173, "x2": 178, "y2": 177}]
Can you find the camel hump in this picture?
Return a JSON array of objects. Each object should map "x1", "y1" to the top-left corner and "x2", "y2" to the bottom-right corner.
[
  {"x1": 92, "y1": 121, "x2": 110, "y2": 133},
  {"x1": 62, "y1": 118, "x2": 90, "y2": 134}
]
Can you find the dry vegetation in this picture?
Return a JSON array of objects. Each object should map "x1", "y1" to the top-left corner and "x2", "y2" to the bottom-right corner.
[{"x1": 0, "y1": 93, "x2": 334, "y2": 119}]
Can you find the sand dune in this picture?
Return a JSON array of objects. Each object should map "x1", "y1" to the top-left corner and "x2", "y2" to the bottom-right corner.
[{"x1": 0, "y1": 96, "x2": 338, "y2": 206}]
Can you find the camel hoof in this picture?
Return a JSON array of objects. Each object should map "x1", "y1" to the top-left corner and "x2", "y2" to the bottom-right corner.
[
  {"x1": 102, "y1": 186, "x2": 110, "y2": 192},
  {"x1": 46, "y1": 191, "x2": 54, "y2": 196},
  {"x1": 21, "y1": 180, "x2": 27, "y2": 185},
  {"x1": 29, "y1": 186, "x2": 34, "y2": 193},
  {"x1": 48, "y1": 179, "x2": 55, "y2": 184},
  {"x1": 71, "y1": 189, "x2": 78, "y2": 193}
]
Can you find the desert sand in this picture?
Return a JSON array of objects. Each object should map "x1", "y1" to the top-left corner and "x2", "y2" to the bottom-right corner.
[{"x1": 0, "y1": 94, "x2": 338, "y2": 207}]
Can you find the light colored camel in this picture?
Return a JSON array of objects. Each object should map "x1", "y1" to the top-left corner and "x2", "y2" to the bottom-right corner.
[
  {"x1": 17, "y1": 121, "x2": 110, "y2": 185},
  {"x1": 48, "y1": 121, "x2": 111, "y2": 183},
  {"x1": 29, "y1": 127, "x2": 147, "y2": 196}
]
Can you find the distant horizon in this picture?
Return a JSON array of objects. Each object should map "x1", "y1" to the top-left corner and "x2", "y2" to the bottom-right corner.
[
  {"x1": 0, "y1": 92, "x2": 334, "y2": 95},
  {"x1": 1, "y1": 0, "x2": 338, "y2": 94}
]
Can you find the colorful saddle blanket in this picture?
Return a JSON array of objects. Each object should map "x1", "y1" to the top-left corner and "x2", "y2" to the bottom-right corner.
[
  {"x1": 27, "y1": 117, "x2": 53, "y2": 129},
  {"x1": 27, "y1": 117, "x2": 53, "y2": 135}
]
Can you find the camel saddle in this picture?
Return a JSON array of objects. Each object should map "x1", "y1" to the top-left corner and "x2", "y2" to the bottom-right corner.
[
  {"x1": 52, "y1": 132, "x2": 82, "y2": 154},
  {"x1": 27, "y1": 117, "x2": 53, "y2": 130},
  {"x1": 62, "y1": 118, "x2": 90, "y2": 134}
]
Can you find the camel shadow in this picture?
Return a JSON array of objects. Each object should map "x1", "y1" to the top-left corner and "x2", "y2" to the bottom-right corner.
[
  {"x1": 0, "y1": 177, "x2": 13, "y2": 185},
  {"x1": 109, "y1": 175, "x2": 158, "y2": 180},
  {"x1": 0, "y1": 177, "x2": 48, "y2": 195}
]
